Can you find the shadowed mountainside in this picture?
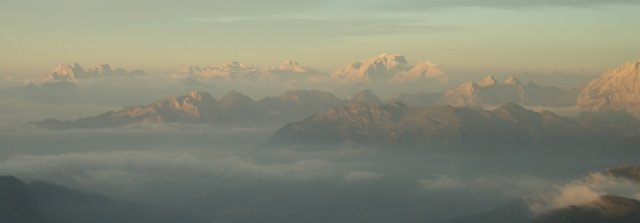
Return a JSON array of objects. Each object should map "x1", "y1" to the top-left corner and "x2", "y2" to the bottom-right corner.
[{"x1": 0, "y1": 176, "x2": 206, "y2": 223}]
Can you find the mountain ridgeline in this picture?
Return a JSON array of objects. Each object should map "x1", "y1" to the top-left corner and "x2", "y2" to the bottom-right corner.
[
  {"x1": 270, "y1": 102, "x2": 639, "y2": 148},
  {"x1": 578, "y1": 60, "x2": 640, "y2": 118},
  {"x1": 439, "y1": 75, "x2": 579, "y2": 108},
  {"x1": 36, "y1": 90, "x2": 361, "y2": 129}
]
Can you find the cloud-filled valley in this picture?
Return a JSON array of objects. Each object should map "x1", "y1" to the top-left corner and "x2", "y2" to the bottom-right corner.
[{"x1": 1, "y1": 56, "x2": 640, "y2": 223}]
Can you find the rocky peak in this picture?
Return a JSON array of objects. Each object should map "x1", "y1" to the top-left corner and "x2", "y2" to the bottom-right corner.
[
  {"x1": 185, "y1": 91, "x2": 213, "y2": 101},
  {"x1": 477, "y1": 75, "x2": 498, "y2": 87},
  {"x1": 503, "y1": 76, "x2": 523, "y2": 86},
  {"x1": 224, "y1": 61, "x2": 256, "y2": 71},
  {"x1": 578, "y1": 60, "x2": 640, "y2": 116},
  {"x1": 372, "y1": 53, "x2": 409, "y2": 66},
  {"x1": 88, "y1": 64, "x2": 113, "y2": 74},
  {"x1": 276, "y1": 60, "x2": 308, "y2": 72}
]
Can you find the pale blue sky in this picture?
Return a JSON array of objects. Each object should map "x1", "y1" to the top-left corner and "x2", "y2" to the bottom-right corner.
[{"x1": 1, "y1": 0, "x2": 639, "y2": 75}]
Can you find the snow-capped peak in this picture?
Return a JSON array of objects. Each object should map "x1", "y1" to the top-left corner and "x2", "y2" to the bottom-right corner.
[
  {"x1": 390, "y1": 60, "x2": 448, "y2": 83},
  {"x1": 477, "y1": 75, "x2": 498, "y2": 87},
  {"x1": 331, "y1": 53, "x2": 414, "y2": 81},
  {"x1": 88, "y1": 64, "x2": 113, "y2": 74},
  {"x1": 44, "y1": 63, "x2": 85, "y2": 81},
  {"x1": 503, "y1": 76, "x2": 522, "y2": 86},
  {"x1": 578, "y1": 60, "x2": 640, "y2": 116},
  {"x1": 43, "y1": 63, "x2": 145, "y2": 81},
  {"x1": 186, "y1": 90, "x2": 212, "y2": 101},
  {"x1": 274, "y1": 60, "x2": 309, "y2": 73}
]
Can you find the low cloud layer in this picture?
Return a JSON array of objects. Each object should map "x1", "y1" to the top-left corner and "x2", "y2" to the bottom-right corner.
[
  {"x1": 527, "y1": 172, "x2": 640, "y2": 214},
  {"x1": 0, "y1": 151, "x2": 346, "y2": 184},
  {"x1": 420, "y1": 174, "x2": 552, "y2": 198}
]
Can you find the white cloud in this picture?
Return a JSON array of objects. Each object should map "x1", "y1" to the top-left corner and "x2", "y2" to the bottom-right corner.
[
  {"x1": 526, "y1": 172, "x2": 640, "y2": 215},
  {"x1": 0, "y1": 151, "x2": 343, "y2": 187}
]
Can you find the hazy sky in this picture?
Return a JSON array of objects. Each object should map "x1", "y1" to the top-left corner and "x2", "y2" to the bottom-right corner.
[{"x1": 1, "y1": 0, "x2": 639, "y2": 75}]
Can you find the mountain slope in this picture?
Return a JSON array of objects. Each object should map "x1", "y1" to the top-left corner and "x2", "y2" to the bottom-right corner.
[
  {"x1": 578, "y1": 60, "x2": 640, "y2": 117},
  {"x1": 37, "y1": 91, "x2": 219, "y2": 129},
  {"x1": 350, "y1": 89, "x2": 382, "y2": 105},
  {"x1": 532, "y1": 195, "x2": 640, "y2": 223},
  {"x1": 0, "y1": 176, "x2": 46, "y2": 223},
  {"x1": 270, "y1": 102, "x2": 603, "y2": 148},
  {"x1": 36, "y1": 90, "x2": 348, "y2": 129},
  {"x1": 0, "y1": 176, "x2": 206, "y2": 223},
  {"x1": 439, "y1": 75, "x2": 576, "y2": 108},
  {"x1": 383, "y1": 92, "x2": 442, "y2": 107}
]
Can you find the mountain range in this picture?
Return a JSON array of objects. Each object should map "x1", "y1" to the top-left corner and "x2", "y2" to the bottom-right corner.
[
  {"x1": 270, "y1": 102, "x2": 638, "y2": 148},
  {"x1": 439, "y1": 75, "x2": 578, "y2": 108},
  {"x1": 35, "y1": 89, "x2": 358, "y2": 129},
  {"x1": 330, "y1": 53, "x2": 448, "y2": 83},
  {"x1": 179, "y1": 53, "x2": 448, "y2": 83},
  {"x1": 43, "y1": 63, "x2": 145, "y2": 81}
]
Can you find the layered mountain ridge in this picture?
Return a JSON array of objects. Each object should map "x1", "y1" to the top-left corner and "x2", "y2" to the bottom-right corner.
[
  {"x1": 271, "y1": 102, "x2": 638, "y2": 148},
  {"x1": 35, "y1": 89, "x2": 354, "y2": 129},
  {"x1": 439, "y1": 75, "x2": 577, "y2": 108}
]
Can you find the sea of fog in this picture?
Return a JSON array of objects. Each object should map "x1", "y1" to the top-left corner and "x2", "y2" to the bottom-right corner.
[
  {"x1": 1, "y1": 123, "x2": 639, "y2": 222},
  {"x1": 1, "y1": 76, "x2": 638, "y2": 223}
]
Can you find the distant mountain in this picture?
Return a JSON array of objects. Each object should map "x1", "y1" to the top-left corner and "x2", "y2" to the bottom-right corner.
[
  {"x1": 43, "y1": 63, "x2": 145, "y2": 81},
  {"x1": 255, "y1": 89, "x2": 347, "y2": 119},
  {"x1": 268, "y1": 60, "x2": 324, "y2": 80},
  {"x1": 578, "y1": 60, "x2": 640, "y2": 118},
  {"x1": 439, "y1": 75, "x2": 577, "y2": 108},
  {"x1": 179, "y1": 62, "x2": 272, "y2": 80},
  {"x1": 0, "y1": 176, "x2": 206, "y2": 223},
  {"x1": 36, "y1": 89, "x2": 348, "y2": 129},
  {"x1": 270, "y1": 102, "x2": 617, "y2": 148},
  {"x1": 180, "y1": 60, "x2": 321, "y2": 81},
  {"x1": 331, "y1": 53, "x2": 448, "y2": 83},
  {"x1": 384, "y1": 92, "x2": 443, "y2": 107},
  {"x1": 350, "y1": 89, "x2": 382, "y2": 105},
  {"x1": 37, "y1": 91, "x2": 219, "y2": 129}
]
